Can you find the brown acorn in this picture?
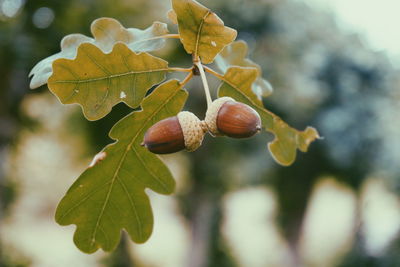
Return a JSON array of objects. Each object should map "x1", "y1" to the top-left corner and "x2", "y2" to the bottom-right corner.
[
  {"x1": 205, "y1": 97, "x2": 262, "y2": 138},
  {"x1": 143, "y1": 111, "x2": 207, "y2": 154}
]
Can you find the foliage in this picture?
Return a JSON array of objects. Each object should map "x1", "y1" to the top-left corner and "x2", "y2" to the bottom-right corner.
[
  {"x1": 49, "y1": 43, "x2": 168, "y2": 120},
  {"x1": 29, "y1": 0, "x2": 319, "y2": 253},
  {"x1": 217, "y1": 67, "x2": 319, "y2": 166},
  {"x1": 170, "y1": 0, "x2": 237, "y2": 64},
  {"x1": 56, "y1": 80, "x2": 186, "y2": 253},
  {"x1": 29, "y1": 17, "x2": 169, "y2": 89},
  {"x1": 215, "y1": 40, "x2": 273, "y2": 98}
]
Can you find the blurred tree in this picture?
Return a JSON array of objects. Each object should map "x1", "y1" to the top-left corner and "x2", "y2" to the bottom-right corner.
[
  {"x1": 1, "y1": 0, "x2": 400, "y2": 266},
  {"x1": 0, "y1": 0, "x2": 168, "y2": 265}
]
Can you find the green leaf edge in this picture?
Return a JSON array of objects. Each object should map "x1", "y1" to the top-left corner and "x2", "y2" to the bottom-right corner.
[{"x1": 48, "y1": 42, "x2": 169, "y2": 121}]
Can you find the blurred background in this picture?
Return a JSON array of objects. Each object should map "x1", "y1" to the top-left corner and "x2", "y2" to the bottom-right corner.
[{"x1": 1, "y1": 0, "x2": 400, "y2": 266}]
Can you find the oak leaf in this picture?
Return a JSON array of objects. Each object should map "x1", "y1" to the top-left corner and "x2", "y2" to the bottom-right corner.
[
  {"x1": 218, "y1": 67, "x2": 319, "y2": 165},
  {"x1": 215, "y1": 40, "x2": 273, "y2": 98},
  {"x1": 29, "y1": 18, "x2": 169, "y2": 89},
  {"x1": 48, "y1": 42, "x2": 168, "y2": 120},
  {"x1": 171, "y1": 0, "x2": 237, "y2": 63},
  {"x1": 55, "y1": 79, "x2": 188, "y2": 253}
]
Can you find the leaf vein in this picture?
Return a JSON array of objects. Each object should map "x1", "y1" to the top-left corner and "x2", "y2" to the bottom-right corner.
[
  {"x1": 63, "y1": 83, "x2": 80, "y2": 103},
  {"x1": 195, "y1": 10, "x2": 211, "y2": 59},
  {"x1": 116, "y1": 177, "x2": 143, "y2": 241},
  {"x1": 82, "y1": 46, "x2": 112, "y2": 76},
  {"x1": 131, "y1": 145, "x2": 168, "y2": 192},
  {"x1": 89, "y1": 148, "x2": 129, "y2": 247},
  {"x1": 57, "y1": 180, "x2": 112, "y2": 222},
  {"x1": 88, "y1": 82, "x2": 182, "y2": 247},
  {"x1": 50, "y1": 69, "x2": 168, "y2": 84}
]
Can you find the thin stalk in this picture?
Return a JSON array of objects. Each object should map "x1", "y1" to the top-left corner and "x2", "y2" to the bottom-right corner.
[
  {"x1": 203, "y1": 65, "x2": 224, "y2": 80},
  {"x1": 160, "y1": 34, "x2": 180, "y2": 39},
  {"x1": 195, "y1": 62, "x2": 213, "y2": 108},
  {"x1": 179, "y1": 71, "x2": 194, "y2": 87},
  {"x1": 168, "y1": 67, "x2": 194, "y2": 73},
  {"x1": 133, "y1": 34, "x2": 180, "y2": 45}
]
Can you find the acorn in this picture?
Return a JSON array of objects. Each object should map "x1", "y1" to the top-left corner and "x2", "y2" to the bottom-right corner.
[
  {"x1": 143, "y1": 111, "x2": 207, "y2": 154},
  {"x1": 205, "y1": 97, "x2": 262, "y2": 138}
]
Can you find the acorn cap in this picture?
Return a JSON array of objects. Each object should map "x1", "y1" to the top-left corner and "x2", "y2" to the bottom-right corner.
[
  {"x1": 204, "y1": 97, "x2": 234, "y2": 136},
  {"x1": 177, "y1": 111, "x2": 207, "y2": 152}
]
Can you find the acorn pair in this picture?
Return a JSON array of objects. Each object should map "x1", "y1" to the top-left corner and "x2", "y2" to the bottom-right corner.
[{"x1": 142, "y1": 97, "x2": 262, "y2": 154}]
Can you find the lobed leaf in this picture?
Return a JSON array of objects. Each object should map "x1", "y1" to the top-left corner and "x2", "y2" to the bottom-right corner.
[
  {"x1": 48, "y1": 42, "x2": 168, "y2": 121},
  {"x1": 171, "y1": 0, "x2": 237, "y2": 64},
  {"x1": 29, "y1": 34, "x2": 93, "y2": 89},
  {"x1": 215, "y1": 40, "x2": 273, "y2": 98},
  {"x1": 91, "y1": 18, "x2": 169, "y2": 53},
  {"x1": 29, "y1": 18, "x2": 169, "y2": 89},
  {"x1": 55, "y1": 79, "x2": 188, "y2": 253},
  {"x1": 218, "y1": 67, "x2": 319, "y2": 166}
]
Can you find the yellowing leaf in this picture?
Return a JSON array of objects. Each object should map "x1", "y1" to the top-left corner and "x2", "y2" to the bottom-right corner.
[
  {"x1": 29, "y1": 34, "x2": 93, "y2": 89},
  {"x1": 172, "y1": 0, "x2": 237, "y2": 64},
  {"x1": 48, "y1": 42, "x2": 168, "y2": 121},
  {"x1": 29, "y1": 18, "x2": 169, "y2": 89},
  {"x1": 91, "y1": 18, "x2": 169, "y2": 53},
  {"x1": 167, "y1": 9, "x2": 178, "y2": 25},
  {"x1": 215, "y1": 40, "x2": 273, "y2": 98},
  {"x1": 218, "y1": 67, "x2": 319, "y2": 166},
  {"x1": 55, "y1": 79, "x2": 188, "y2": 253}
]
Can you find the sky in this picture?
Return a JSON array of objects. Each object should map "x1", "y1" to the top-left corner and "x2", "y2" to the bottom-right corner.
[{"x1": 302, "y1": 0, "x2": 400, "y2": 65}]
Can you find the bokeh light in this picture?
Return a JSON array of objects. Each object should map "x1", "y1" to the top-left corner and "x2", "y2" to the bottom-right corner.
[{"x1": 32, "y1": 7, "x2": 55, "y2": 29}]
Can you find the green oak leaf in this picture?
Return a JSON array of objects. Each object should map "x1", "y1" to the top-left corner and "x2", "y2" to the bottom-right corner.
[
  {"x1": 218, "y1": 67, "x2": 319, "y2": 166},
  {"x1": 215, "y1": 40, "x2": 273, "y2": 98},
  {"x1": 48, "y1": 42, "x2": 168, "y2": 121},
  {"x1": 29, "y1": 17, "x2": 169, "y2": 89},
  {"x1": 172, "y1": 0, "x2": 237, "y2": 64},
  {"x1": 55, "y1": 79, "x2": 188, "y2": 253}
]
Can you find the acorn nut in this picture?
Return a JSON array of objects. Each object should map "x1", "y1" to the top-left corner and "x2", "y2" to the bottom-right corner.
[
  {"x1": 205, "y1": 97, "x2": 262, "y2": 138},
  {"x1": 143, "y1": 111, "x2": 207, "y2": 154}
]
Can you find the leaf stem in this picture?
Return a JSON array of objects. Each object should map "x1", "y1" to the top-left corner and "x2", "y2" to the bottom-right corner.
[
  {"x1": 195, "y1": 62, "x2": 213, "y2": 108},
  {"x1": 132, "y1": 34, "x2": 181, "y2": 45},
  {"x1": 168, "y1": 67, "x2": 194, "y2": 73},
  {"x1": 203, "y1": 65, "x2": 224, "y2": 80},
  {"x1": 179, "y1": 71, "x2": 194, "y2": 87},
  {"x1": 162, "y1": 34, "x2": 181, "y2": 39}
]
